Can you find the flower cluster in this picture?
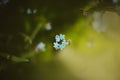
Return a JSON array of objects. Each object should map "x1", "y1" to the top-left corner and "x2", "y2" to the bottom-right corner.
[{"x1": 53, "y1": 34, "x2": 68, "y2": 50}]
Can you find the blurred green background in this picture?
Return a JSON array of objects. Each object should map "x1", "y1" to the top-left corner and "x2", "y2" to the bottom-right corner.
[{"x1": 1, "y1": 0, "x2": 120, "y2": 80}]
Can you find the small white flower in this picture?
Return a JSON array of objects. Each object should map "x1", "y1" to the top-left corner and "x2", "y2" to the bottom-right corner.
[
  {"x1": 112, "y1": 0, "x2": 119, "y2": 3},
  {"x1": 33, "y1": 9, "x2": 37, "y2": 14},
  {"x1": 46, "y1": 22, "x2": 52, "y2": 31},
  {"x1": 87, "y1": 41, "x2": 95, "y2": 48},
  {"x1": 55, "y1": 35, "x2": 60, "y2": 42},
  {"x1": 2, "y1": 0, "x2": 9, "y2": 5},
  {"x1": 92, "y1": 11, "x2": 107, "y2": 33},
  {"x1": 59, "y1": 34, "x2": 65, "y2": 40},
  {"x1": 35, "y1": 42, "x2": 46, "y2": 52},
  {"x1": 27, "y1": 8, "x2": 32, "y2": 14},
  {"x1": 53, "y1": 42, "x2": 60, "y2": 50}
]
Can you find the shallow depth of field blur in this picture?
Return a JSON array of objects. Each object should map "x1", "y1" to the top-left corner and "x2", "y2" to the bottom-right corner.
[{"x1": 1, "y1": 0, "x2": 120, "y2": 80}]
